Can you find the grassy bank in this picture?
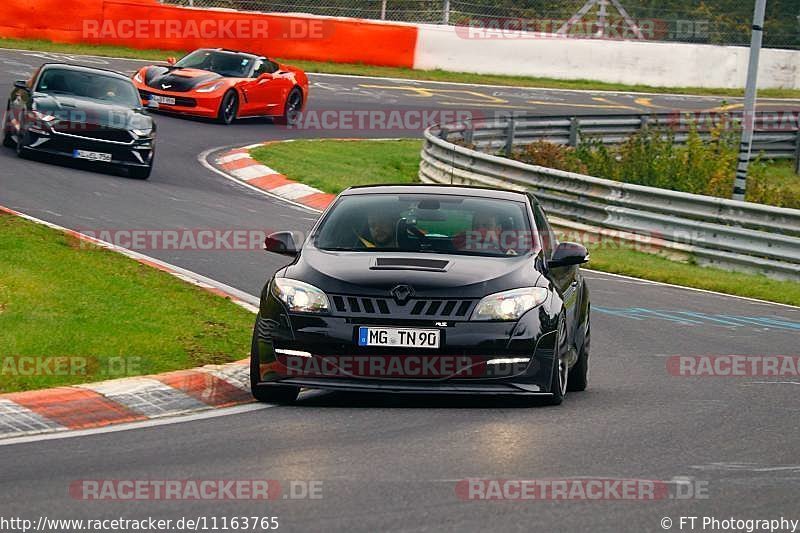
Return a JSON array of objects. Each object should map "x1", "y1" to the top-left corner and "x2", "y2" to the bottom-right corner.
[
  {"x1": 2, "y1": 37, "x2": 799, "y2": 99},
  {"x1": 0, "y1": 213, "x2": 255, "y2": 393},
  {"x1": 250, "y1": 138, "x2": 799, "y2": 306}
]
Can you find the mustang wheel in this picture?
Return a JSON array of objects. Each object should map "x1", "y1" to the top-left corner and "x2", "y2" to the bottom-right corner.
[
  {"x1": 250, "y1": 327, "x2": 300, "y2": 404},
  {"x1": 217, "y1": 90, "x2": 238, "y2": 125},
  {"x1": 15, "y1": 129, "x2": 28, "y2": 158},
  {"x1": 2, "y1": 112, "x2": 14, "y2": 148}
]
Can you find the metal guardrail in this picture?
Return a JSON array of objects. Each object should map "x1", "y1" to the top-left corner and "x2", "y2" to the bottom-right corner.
[
  {"x1": 439, "y1": 112, "x2": 800, "y2": 171},
  {"x1": 419, "y1": 113, "x2": 800, "y2": 281}
]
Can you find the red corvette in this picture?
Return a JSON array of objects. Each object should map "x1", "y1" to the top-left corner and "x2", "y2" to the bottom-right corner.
[{"x1": 132, "y1": 48, "x2": 308, "y2": 125}]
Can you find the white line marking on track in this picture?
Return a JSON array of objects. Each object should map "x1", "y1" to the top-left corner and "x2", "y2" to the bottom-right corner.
[
  {"x1": 584, "y1": 269, "x2": 800, "y2": 310},
  {"x1": 0, "y1": 403, "x2": 275, "y2": 447}
]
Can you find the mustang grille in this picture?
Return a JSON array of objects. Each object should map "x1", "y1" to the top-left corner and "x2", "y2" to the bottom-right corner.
[{"x1": 52, "y1": 125, "x2": 133, "y2": 143}]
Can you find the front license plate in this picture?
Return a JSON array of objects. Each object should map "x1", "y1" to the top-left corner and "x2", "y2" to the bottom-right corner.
[
  {"x1": 358, "y1": 327, "x2": 440, "y2": 349},
  {"x1": 73, "y1": 149, "x2": 112, "y2": 162},
  {"x1": 150, "y1": 95, "x2": 175, "y2": 105}
]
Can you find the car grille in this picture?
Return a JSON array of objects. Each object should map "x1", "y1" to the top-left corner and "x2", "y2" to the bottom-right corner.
[
  {"x1": 330, "y1": 295, "x2": 477, "y2": 320},
  {"x1": 52, "y1": 125, "x2": 133, "y2": 144},
  {"x1": 138, "y1": 90, "x2": 197, "y2": 107}
]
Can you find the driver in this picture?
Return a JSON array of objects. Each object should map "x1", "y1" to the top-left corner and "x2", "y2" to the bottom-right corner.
[{"x1": 355, "y1": 207, "x2": 399, "y2": 248}]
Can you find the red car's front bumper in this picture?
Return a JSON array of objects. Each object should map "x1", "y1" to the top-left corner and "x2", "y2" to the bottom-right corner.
[{"x1": 134, "y1": 83, "x2": 224, "y2": 119}]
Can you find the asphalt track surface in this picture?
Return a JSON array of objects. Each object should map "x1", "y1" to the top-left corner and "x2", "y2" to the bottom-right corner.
[{"x1": 1, "y1": 48, "x2": 799, "y2": 532}]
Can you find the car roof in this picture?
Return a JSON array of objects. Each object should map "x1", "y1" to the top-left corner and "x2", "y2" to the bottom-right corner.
[
  {"x1": 38, "y1": 63, "x2": 132, "y2": 81},
  {"x1": 196, "y1": 48, "x2": 260, "y2": 59},
  {"x1": 340, "y1": 184, "x2": 536, "y2": 203}
]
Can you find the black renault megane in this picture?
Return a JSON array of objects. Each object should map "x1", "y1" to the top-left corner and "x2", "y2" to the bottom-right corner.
[{"x1": 252, "y1": 185, "x2": 591, "y2": 405}]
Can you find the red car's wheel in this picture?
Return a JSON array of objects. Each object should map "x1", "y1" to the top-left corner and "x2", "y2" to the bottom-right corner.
[
  {"x1": 275, "y1": 87, "x2": 303, "y2": 125},
  {"x1": 217, "y1": 90, "x2": 238, "y2": 125}
]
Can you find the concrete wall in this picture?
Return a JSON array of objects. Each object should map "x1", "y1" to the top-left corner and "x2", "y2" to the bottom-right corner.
[
  {"x1": 1, "y1": 0, "x2": 797, "y2": 89},
  {"x1": 413, "y1": 24, "x2": 800, "y2": 89}
]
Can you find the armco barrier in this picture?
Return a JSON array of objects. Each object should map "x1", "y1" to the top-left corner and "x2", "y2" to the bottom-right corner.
[
  {"x1": 420, "y1": 115, "x2": 800, "y2": 281},
  {"x1": 0, "y1": 0, "x2": 418, "y2": 68}
]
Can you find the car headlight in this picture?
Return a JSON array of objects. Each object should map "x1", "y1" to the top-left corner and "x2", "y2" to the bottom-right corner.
[
  {"x1": 272, "y1": 278, "x2": 329, "y2": 314},
  {"x1": 196, "y1": 82, "x2": 223, "y2": 93},
  {"x1": 472, "y1": 287, "x2": 549, "y2": 321},
  {"x1": 133, "y1": 71, "x2": 144, "y2": 84},
  {"x1": 131, "y1": 128, "x2": 153, "y2": 138}
]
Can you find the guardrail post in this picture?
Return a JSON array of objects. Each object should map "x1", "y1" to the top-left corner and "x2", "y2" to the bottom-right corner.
[
  {"x1": 568, "y1": 117, "x2": 579, "y2": 147},
  {"x1": 505, "y1": 118, "x2": 516, "y2": 156},
  {"x1": 640, "y1": 115, "x2": 649, "y2": 131},
  {"x1": 464, "y1": 126, "x2": 474, "y2": 146},
  {"x1": 794, "y1": 131, "x2": 800, "y2": 175}
]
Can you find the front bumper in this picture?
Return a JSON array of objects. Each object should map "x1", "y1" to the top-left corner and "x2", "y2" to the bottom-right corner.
[
  {"x1": 21, "y1": 129, "x2": 154, "y2": 168},
  {"x1": 253, "y1": 295, "x2": 561, "y2": 394},
  {"x1": 136, "y1": 86, "x2": 222, "y2": 119}
]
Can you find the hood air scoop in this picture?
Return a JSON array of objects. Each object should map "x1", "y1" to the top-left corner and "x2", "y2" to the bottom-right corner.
[{"x1": 370, "y1": 257, "x2": 451, "y2": 272}]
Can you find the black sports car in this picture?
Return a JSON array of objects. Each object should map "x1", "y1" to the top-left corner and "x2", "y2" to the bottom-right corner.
[
  {"x1": 252, "y1": 185, "x2": 591, "y2": 405},
  {"x1": 3, "y1": 63, "x2": 156, "y2": 179}
]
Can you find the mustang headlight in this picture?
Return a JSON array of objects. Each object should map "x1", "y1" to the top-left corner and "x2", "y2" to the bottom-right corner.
[
  {"x1": 272, "y1": 278, "x2": 329, "y2": 314},
  {"x1": 472, "y1": 287, "x2": 549, "y2": 321},
  {"x1": 131, "y1": 128, "x2": 153, "y2": 138},
  {"x1": 196, "y1": 82, "x2": 223, "y2": 93}
]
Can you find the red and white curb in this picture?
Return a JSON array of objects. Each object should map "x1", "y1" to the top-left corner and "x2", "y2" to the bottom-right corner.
[
  {"x1": 212, "y1": 141, "x2": 337, "y2": 212},
  {"x1": 0, "y1": 205, "x2": 257, "y2": 440}
]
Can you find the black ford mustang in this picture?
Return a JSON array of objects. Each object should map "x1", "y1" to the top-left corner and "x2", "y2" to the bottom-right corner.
[
  {"x1": 253, "y1": 185, "x2": 591, "y2": 405},
  {"x1": 3, "y1": 63, "x2": 156, "y2": 179}
]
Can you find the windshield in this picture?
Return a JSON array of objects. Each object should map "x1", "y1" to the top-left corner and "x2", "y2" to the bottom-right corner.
[
  {"x1": 174, "y1": 50, "x2": 254, "y2": 77},
  {"x1": 35, "y1": 68, "x2": 140, "y2": 107},
  {"x1": 314, "y1": 194, "x2": 537, "y2": 257}
]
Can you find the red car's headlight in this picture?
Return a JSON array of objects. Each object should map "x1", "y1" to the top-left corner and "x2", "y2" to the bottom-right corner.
[{"x1": 196, "y1": 82, "x2": 223, "y2": 93}]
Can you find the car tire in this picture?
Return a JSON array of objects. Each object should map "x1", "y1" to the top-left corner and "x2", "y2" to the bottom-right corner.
[
  {"x1": 250, "y1": 327, "x2": 300, "y2": 404},
  {"x1": 543, "y1": 315, "x2": 568, "y2": 406},
  {"x1": 217, "y1": 90, "x2": 238, "y2": 125},
  {"x1": 15, "y1": 130, "x2": 29, "y2": 159},
  {"x1": 276, "y1": 87, "x2": 302, "y2": 126},
  {"x1": 567, "y1": 317, "x2": 590, "y2": 392}
]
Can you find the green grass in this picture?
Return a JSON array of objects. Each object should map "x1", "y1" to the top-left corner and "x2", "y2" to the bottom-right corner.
[
  {"x1": 759, "y1": 160, "x2": 800, "y2": 190},
  {"x1": 2, "y1": 37, "x2": 799, "y2": 99},
  {"x1": 250, "y1": 138, "x2": 799, "y2": 305},
  {"x1": 0, "y1": 213, "x2": 255, "y2": 393},
  {"x1": 586, "y1": 245, "x2": 800, "y2": 307},
  {"x1": 250, "y1": 139, "x2": 421, "y2": 194}
]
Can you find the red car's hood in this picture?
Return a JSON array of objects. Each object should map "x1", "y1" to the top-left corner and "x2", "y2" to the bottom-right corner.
[{"x1": 143, "y1": 66, "x2": 223, "y2": 93}]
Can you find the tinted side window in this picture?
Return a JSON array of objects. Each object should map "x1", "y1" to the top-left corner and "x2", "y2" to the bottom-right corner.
[
  {"x1": 254, "y1": 59, "x2": 279, "y2": 76},
  {"x1": 532, "y1": 203, "x2": 557, "y2": 259}
]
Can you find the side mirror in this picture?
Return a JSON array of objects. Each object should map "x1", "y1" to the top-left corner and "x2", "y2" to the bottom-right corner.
[
  {"x1": 548, "y1": 242, "x2": 589, "y2": 268},
  {"x1": 14, "y1": 80, "x2": 28, "y2": 90},
  {"x1": 257, "y1": 72, "x2": 274, "y2": 81},
  {"x1": 166, "y1": 57, "x2": 177, "y2": 66},
  {"x1": 264, "y1": 231, "x2": 303, "y2": 257}
]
